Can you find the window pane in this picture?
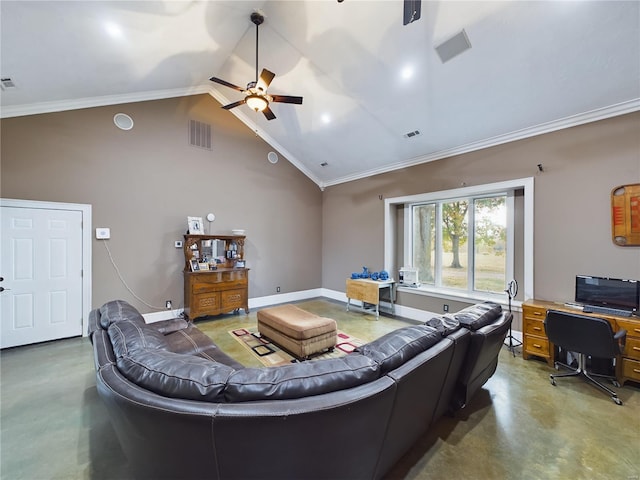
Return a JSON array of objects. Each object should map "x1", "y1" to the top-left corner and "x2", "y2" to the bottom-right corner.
[
  {"x1": 473, "y1": 196, "x2": 506, "y2": 293},
  {"x1": 442, "y1": 200, "x2": 468, "y2": 290},
  {"x1": 412, "y1": 204, "x2": 435, "y2": 284}
]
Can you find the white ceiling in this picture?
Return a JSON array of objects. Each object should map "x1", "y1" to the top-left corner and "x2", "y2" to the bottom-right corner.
[{"x1": 1, "y1": 1, "x2": 639, "y2": 188}]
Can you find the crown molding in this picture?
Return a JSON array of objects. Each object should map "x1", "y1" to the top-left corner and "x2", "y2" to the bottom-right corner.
[
  {"x1": 0, "y1": 86, "x2": 211, "y2": 119},
  {"x1": 322, "y1": 98, "x2": 640, "y2": 188}
]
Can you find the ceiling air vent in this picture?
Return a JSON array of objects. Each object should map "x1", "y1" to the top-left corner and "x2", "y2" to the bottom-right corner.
[
  {"x1": 320, "y1": 162, "x2": 329, "y2": 167},
  {"x1": 435, "y1": 29, "x2": 472, "y2": 63},
  {"x1": 189, "y1": 120, "x2": 212, "y2": 150},
  {"x1": 1, "y1": 78, "x2": 17, "y2": 90},
  {"x1": 404, "y1": 130, "x2": 420, "y2": 138}
]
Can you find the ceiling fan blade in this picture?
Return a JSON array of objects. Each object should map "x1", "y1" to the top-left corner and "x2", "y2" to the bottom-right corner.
[
  {"x1": 222, "y1": 99, "x2": 246, "y2": 110},
  {"x1": 263, "y1": 106, "x2": 276, "y2": 121},
  {"x1": 256, "y1": 69, "x2": 276, "y2": 93},
  {"x1": 271, "y1": 95, "x2": 303, "y2": 105},
  {"x1": 210, "y1": 76, "x2": 245, "y2": 92}
]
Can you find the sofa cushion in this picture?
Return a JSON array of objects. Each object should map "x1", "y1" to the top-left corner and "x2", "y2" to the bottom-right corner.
[
  {"x1": 117, "y1": 349, "x2": 234, "y2": 402},
  {"x1": 425, "y1": 314, "x2": 462, "y2": 336},
  {"x1": 225, "y1": 354, "x2": 379, "y2": 402},
  {"x1": 453, "y1": 301, "x2": 503, "y2": 331},
  {"x1": 99, "y1": 299, "x2": 145, "y2": 329},
  {"x1": 355, "y1": 325, "x2": 442, "y2": 374},
  {"x1": 108, "y1": 319, "x2": 167, "y2": 358}
]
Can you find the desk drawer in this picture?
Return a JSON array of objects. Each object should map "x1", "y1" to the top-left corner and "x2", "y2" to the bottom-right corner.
[
  {"x1": 622, "y1": 358, "x2": 640, "y2": 383},
  {"x1": 623, "y1": 336, "x2": 640, "y2": 361},
  {"x1": 523, "y1": 335, "x2": 550, "y2": 358},
  {"x1": 617, "y1": 318, "x2": 640, "y2": 338},
  {"x1": 524, "y1": 317, "x2": 546, "y2": 336}
]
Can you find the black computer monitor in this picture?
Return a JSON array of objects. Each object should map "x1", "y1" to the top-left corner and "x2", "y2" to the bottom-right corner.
[{"x1": 575, "y1": 275, "x2": 639, "y2": 313}]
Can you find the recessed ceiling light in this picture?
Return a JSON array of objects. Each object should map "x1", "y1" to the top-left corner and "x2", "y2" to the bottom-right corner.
[
  {"x1": 401, "y1": 66, "x2": 414, "y2": 80},
  {"x1": 321, "y1": 114, "x2": 331, "y2": 124},
  {"x1": 104, "y1": 21, "x2": 123, "y2": 39}
]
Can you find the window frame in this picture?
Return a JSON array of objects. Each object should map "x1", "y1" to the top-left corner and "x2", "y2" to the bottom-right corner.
[
  {"x1": 384, "y1": 177, "x2": 534, "y2": 304},
  {"x1": 406, "y1": 192, "x2": 512, "y2": 295}
]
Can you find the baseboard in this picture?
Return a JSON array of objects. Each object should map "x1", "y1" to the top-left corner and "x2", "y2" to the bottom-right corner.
[
  {"x1": 143, "y1": 308, "x2": 184, "y2": 324},
  {"x1": 142, "y1": 290, "x2": 524, "y2": 342}
]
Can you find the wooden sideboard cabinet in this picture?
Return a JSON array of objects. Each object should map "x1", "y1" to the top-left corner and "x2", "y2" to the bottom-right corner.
[
  {"x1": 522, "y1": 299, "x2": 640, "y2": 386},
  {"x1": 183, "y1": 234, "x2": 249, "y2": 320}
]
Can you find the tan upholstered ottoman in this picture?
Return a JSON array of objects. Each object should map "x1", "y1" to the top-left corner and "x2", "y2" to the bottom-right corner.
[{"x1": 257, "y1": 304, "x2": 337, "y2": 360}]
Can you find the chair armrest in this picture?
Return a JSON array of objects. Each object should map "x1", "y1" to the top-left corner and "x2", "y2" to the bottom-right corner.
[
  {"x1": 149, "y1": 318, "x2": 189, "y2": 335},
  {"x1": 614, "y1": 329, "x2": 627, "y2": 353}
]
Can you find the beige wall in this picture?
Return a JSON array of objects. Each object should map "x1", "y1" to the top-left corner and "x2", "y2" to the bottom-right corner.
[
  {"x1": 322, "y1": 112, "x2": 640, "y2": 322},
  {"x1": 2, "y1": 96, "x2": 639, "y2": 321},
  {"x1": 1, "y1": 95, "x2": 323, "y2": 312}
]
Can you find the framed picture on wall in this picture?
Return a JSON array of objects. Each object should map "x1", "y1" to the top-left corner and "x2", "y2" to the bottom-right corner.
[{"x1": 187, "y1": 216, "x2": 204, "y2": 235}]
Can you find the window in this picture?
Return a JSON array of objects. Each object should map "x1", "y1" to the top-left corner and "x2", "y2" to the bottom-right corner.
[
  {"x1": 384, "y1": 178, "x2": 533, "y2": 303},
  {"x1": 409, "y1": 194, "x2": 508, "y2": 295}
]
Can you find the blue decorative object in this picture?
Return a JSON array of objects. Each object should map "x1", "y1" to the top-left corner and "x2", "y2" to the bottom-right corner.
[
  {"x1": 379, "y1": 270, "x2": 389, "y2": 281},
  {"x1": 351, "y1": 272, "x2": 360, "y2": 279},
  {"x1": 360, "y1": 266, "x2": 370, "y2": 278},
  {"x1": 370, "y1": 272, "x2": 379, "y2": 281}
]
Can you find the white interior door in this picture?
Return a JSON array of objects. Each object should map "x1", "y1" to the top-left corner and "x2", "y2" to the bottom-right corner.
[{"x1": 1, "y1": 205, "x2": 84, "y2": 348}]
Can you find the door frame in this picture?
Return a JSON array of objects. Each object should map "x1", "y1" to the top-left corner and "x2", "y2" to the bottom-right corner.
[{"x1": 1, "y1": 198, "x2": 92, "y2": 338}]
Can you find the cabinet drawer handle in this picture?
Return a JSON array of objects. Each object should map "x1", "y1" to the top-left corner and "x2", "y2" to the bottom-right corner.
[
  {"x1": 533, "y1": 344, "x2": 542, "y2": 349},
  {"x1": 634, "y1": 369, "x2": 640, "y2": 374},
  {"x1": 533, "y1": 326, "x2": 542, "y2": 331},
  {"x1": 633, "y1": 347, "x2": 640, "y2": 352},
  {"x1": 533, "y1": 312, "x2": 542, "y2": 316},
  {"x1": 634, "y1": 328, "x2": 640, "y2": 334}
]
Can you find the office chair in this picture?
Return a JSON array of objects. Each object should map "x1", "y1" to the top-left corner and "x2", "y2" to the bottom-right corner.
[{"x1": 544, "y1": 309, "x2": 626, "y2": 405}]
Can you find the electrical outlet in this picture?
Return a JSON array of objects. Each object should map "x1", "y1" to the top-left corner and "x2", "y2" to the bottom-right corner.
[
  {"x1": 165, "y1": 300, "x2": 172, "y2": 310},
  {"x1": 276, "y1": 286, "x2": 281, "y2": 293},
  {"x1": 95, "y1": 227, "x2": 111, "y2": 240},
  {"x1": 443, "y1": 304, "x2": 449, "y2": 312},
  {"x1": 174, "y1": 241, "x2": 183, "y2": 248}
]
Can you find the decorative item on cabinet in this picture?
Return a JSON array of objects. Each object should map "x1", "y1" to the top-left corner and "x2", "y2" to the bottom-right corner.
[{"x1": 183, "y1": 234, "x2": 249, "y2": 320}]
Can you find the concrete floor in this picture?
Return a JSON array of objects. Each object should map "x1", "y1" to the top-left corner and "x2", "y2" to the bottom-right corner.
[{"x1": 1, "y1": 298, "x2": 639, "y2": 480}]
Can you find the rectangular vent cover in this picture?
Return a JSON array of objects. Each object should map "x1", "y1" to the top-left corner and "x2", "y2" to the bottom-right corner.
[
  {"x1": 404, "y1": 130, "x2": 420, "y2": 138},
  {"x1": 189, "y1": 120, "x2": 212, "y2": 150},
  {"x1": 435, "y1": 29, "x2": 472, "y2": 63}
]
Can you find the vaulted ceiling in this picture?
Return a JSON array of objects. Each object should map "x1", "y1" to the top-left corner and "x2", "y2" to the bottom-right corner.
[{"x1": 1, "y1": 1, "x2": 639, "y2": 188}]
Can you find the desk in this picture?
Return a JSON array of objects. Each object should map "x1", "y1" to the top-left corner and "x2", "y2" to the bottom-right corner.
[
  {"x1": 522, "y1": 299, "x2": 640, "y2": 386},
  {"x1": 346, "y1": 278, "x2": 395, "y2": 319}
]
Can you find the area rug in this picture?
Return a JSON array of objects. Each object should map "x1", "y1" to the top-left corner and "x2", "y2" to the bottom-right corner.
[{"x1": 229, "y1": 327, "x2": 365, "y2": 367}]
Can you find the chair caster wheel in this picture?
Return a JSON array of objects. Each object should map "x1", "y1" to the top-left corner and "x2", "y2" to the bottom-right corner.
[
  {"x1": 613, "y1": 397, "x2": 622, "y2": 406},
  {"x1": 613, "y1": 381, "x2": 621, "y2": 388},
  {"x1": 549, "y1": 376, "x2": 556, "y2": 386}
]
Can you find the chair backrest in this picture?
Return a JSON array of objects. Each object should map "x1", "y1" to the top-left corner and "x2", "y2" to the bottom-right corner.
[{"x1": 544, "y1": 310, "x2": 619, "y2": 358}]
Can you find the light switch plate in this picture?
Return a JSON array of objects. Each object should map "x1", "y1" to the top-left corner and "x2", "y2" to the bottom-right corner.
[{"x1": 96, "y1": 227, "x2": 111, "y2": 240}]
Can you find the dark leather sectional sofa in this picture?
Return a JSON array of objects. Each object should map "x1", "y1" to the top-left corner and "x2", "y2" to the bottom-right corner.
[{"x1": 88, "y1": 299, "x2": 512, "y2": 480}]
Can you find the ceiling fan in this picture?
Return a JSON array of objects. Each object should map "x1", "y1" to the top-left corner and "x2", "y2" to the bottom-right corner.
[{"x1": 210, "y1": 12, "x2": 303, "y2": 121}]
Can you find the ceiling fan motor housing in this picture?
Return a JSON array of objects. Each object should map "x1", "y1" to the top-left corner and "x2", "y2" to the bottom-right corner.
[{"x1": 251, "y1": 12, "x2": 264, "y2": 26}]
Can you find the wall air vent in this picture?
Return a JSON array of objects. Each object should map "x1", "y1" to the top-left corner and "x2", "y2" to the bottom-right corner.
[
  {"x1": 1, "y1": 78, "x2": 17, "y2": 90},
  {"x1": 404, "y1": 130, "x2": 420, "y2": 138},
  {"x1": 320, "y1": 162, "x2": 329, "y2": 167},
  {"x1": 435, "y1": 29, "x2": 472, "y2": 63},
  {"x1": 189, "y1": 120, "x2": 212, "y2": 150}
]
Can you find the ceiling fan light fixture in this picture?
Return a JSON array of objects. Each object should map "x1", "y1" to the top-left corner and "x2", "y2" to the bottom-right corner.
[{"x1": 246, "y1": 94, "x2": 268, "y2": 112}]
